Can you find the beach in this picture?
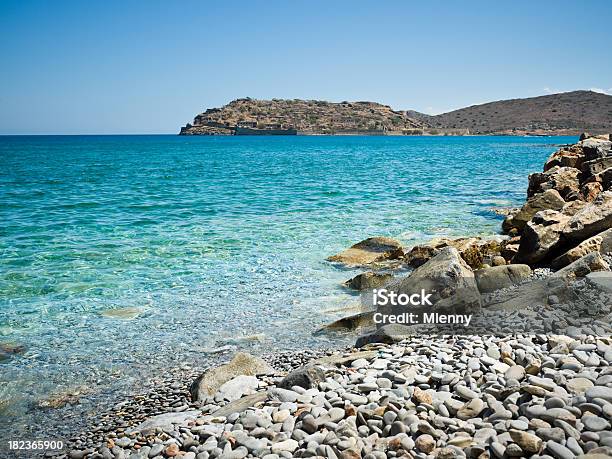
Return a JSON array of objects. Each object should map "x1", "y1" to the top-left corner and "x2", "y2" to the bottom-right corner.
[{"x1": 1, "y1": 135, "x2": 611, "y2": 458}]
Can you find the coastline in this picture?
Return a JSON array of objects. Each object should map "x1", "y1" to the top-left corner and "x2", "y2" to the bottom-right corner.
[{"x1": 50, "y1": 135, "x2": 612, "y2": 459}]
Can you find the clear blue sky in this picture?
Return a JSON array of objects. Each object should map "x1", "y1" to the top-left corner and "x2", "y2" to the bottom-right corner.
[{"x1": 1, "y1": 0, "x2": 611, "y2": 134}]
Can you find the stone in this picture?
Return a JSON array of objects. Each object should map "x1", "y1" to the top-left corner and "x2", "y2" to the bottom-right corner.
[
  {"x1": 563, "y1": 191, "x2": 612, "y2": 241},
  {"x1": 211, "y1": 392, "x2": 268, "y2": 417},
  {"x1": 581, "y1": 181, "x2": 603, "y2": 202},
  {"x1": 190, "y1": 352, "x2": 273, "y2": 401},
  {"x1": 382, "y1": 247, "x2": 481, "y2": 315},
  {"x1": 544, "y1": 145, "x2": 585, "y2": 171},
  {"x1": 415, "y1": 434, "x2": 435, "y2": 453},
  {"x1": 457, "y1": 398, "x2": 485, "y2": 420},
  {"x1": 474, "y1": 264, "x2": 532, "y2": 293},
  {"x1": 133, "y1": 411, "x2": 201, "y2": 436},
  {"x1": 217, "y1": 375, "x2": 259, "y2": 401},
  {"x1": 509, "y1": 430, "x2": 542, "y2": 454},
  {"x1": 345, "y1": 272, "x2": 393, "y2": 290},
  {"x1": 585, "y1": 386, "x2": 612, "y2": 403},
  {"x1": 546, "y1": 441, "x2": 575, "y2": 459},
  {"x1": 566, "y1": 377, "x2": 594, "y2": 395},
  {"x1": 355, "y1": 324, "x2": 412, "y2": 347},
  {"x1": 327, "y1": 237, "x2": 403, "y2": 267},
  {"x1": 271, "y1": 439, "x2": 298, "y2": 454},
  {"x1": 100, "y1": 307, "x2": 142, "y2": 320},
  {"x1": 515, "y1": 210, "x2": 570, "y2": 265},
  {"x1": 583, "y1": 157, "x2": 612, "y2": 177},
  {"x1": 165, "y1": 444, "x2": 179, "y2": 457},
  {"x1": 278, "y1": 364, "x2": 326, "y2": 390},
  {"x1": 551, "y1": 228, "x2": 612, "y2": 269},
  {"x1": 552, "y1": 252, "x2": 610, "y2": 280},
  {"x1": 586, "y1": 271, "x2": 612, "y2": 293},
  {"x1": 582, "y1": 416, "x2": 610, "y2": 432},
  {"x1": 405, "y1": 244, "x2": 439, "y2": 268},
  {"x1": 413, "y1": 387, "x2": 432, "y2": 404},
  {"x1": 503, "y1": 189, "x2": 566, "y2": 232},
  {"x1": 504, "y1": 365, "x2": 526, "y2": 381},
  {"x1": 528, "y1": 166, "x2": 581, "y2": 201},
  {"x1": 323, "y1": 311, "x2": 375, "y2": 332}
]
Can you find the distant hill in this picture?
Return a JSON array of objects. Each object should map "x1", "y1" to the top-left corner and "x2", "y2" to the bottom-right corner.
[
  {"x1": 421, "y1": 90, "x2": 612, "y2": 135},
  {"x1": 180, "y1": 91, "x2": 612, "y2": 136},
  {"x1": 180, "y1": 98, "x2": 426, "y2": 135}
]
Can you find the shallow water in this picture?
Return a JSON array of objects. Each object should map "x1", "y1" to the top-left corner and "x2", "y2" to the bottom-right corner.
[{"x1": 0, "y1": 135, "x2": 573, "y2": 439}]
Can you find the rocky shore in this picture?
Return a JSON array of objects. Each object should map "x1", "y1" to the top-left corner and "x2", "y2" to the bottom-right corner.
[{"x1": 62, "y1": 135, "x2": 612, "y2": 459}]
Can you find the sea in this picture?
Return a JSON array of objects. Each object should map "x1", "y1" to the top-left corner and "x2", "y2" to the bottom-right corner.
[{"x1": 0, "y1": 135, "x2": 574, "y2": 443}]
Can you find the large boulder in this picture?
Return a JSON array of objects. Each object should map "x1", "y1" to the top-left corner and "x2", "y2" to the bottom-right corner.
[
  {"x1": 190, "y1": 352, "x2": 273, "y2": 402},
  {"x1": 404, "y1": 244, "x2": 439, "y2": 268},
  {"x1": 580, "y1": 181, "x2": 603, "y2": 202},
  {"x1": 562, "y1": 191, "x2": 612, "y2": 241},
  {"x1": 544, "y1": 144, "x2": 586, "y2": 171},
  {"x1": 502, "y1": 189, "x2": 565, "y2": 232},
  {"x1": 581, "y1": 137, "x2": 612, "y2": 161},
  {"x1": 583, "y1": 156, "x2": 612, "y2": 176},
  {"x1": 475, "y1": 265, "x2": 532, "y2": 293},
  {"x1": 515, "y1": 210, "x2": 570, "y2": 265},
  {"x1": 551, "y1": 252, "x2": 610, "y2": 280},
  {"x1": 405, "y1": 237, "x2": 502, "y2": 270},
  {"x1": 527, "y1": 166, "x2": 581, "y2": 201},
  {"x1": 327, "y1": 237, "x2": 403, "y2": 267},
  {"x1": 382, "y1": 247, "x2": 481, "y2": 315},
  {"x1": 551, "y1": 228, "x2": 612, "y2": 269}
]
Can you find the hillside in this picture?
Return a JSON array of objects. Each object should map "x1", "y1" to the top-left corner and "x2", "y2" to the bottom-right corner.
[
  {"x1": 180, "y1": 98, "x2": 426, "y2": 135},
  {"x1": 179, "y1": 91, "x2": 612, "y2": 136},
  {"x1": 422, "y1": 90, "x2": 612, "y2": 135}
]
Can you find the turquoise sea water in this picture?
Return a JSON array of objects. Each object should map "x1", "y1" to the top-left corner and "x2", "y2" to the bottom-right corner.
[{"x1": 0, "y1": 135, "x2": 573, "y2": 439}]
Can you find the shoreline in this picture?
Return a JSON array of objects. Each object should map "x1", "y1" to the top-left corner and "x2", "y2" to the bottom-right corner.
[
  {"x1": 54, "y1": 135, "x2": 612, "y2": 459},
  {"x1": 2, "y1": 134, "x2": 611, "y2": 459}
]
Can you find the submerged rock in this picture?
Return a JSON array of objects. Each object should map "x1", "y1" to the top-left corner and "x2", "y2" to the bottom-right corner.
[
  {"x1": 327, "y1": 237, "x2": 403, "y2": 267},
  {"x1": 100, "y1": 307, "x2": 143, "y2": 320},
  {"x1": 344, "y1": 271, "x2": 393, "y2": 290}
]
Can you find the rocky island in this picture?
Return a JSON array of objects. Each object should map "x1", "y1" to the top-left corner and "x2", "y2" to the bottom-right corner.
[
  {"x1": 62, "y1": 134, "x2": 612, "y2": 459},
  {"x1": 180, "y1": 91, "x2": 612, "y2": 137}
]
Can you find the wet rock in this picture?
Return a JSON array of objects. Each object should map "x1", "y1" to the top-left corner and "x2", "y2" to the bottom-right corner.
[
  {"x1": 327, "y1": 237, "x2": 403, "y2": 267},
  {"x1": 345, "y1": 272, "x2": 393, "y2": 290}
]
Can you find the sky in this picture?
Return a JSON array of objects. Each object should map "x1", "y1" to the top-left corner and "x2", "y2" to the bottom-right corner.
[{"x1": 1, "y1": 0, "x2": 611, "y2": 134}]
